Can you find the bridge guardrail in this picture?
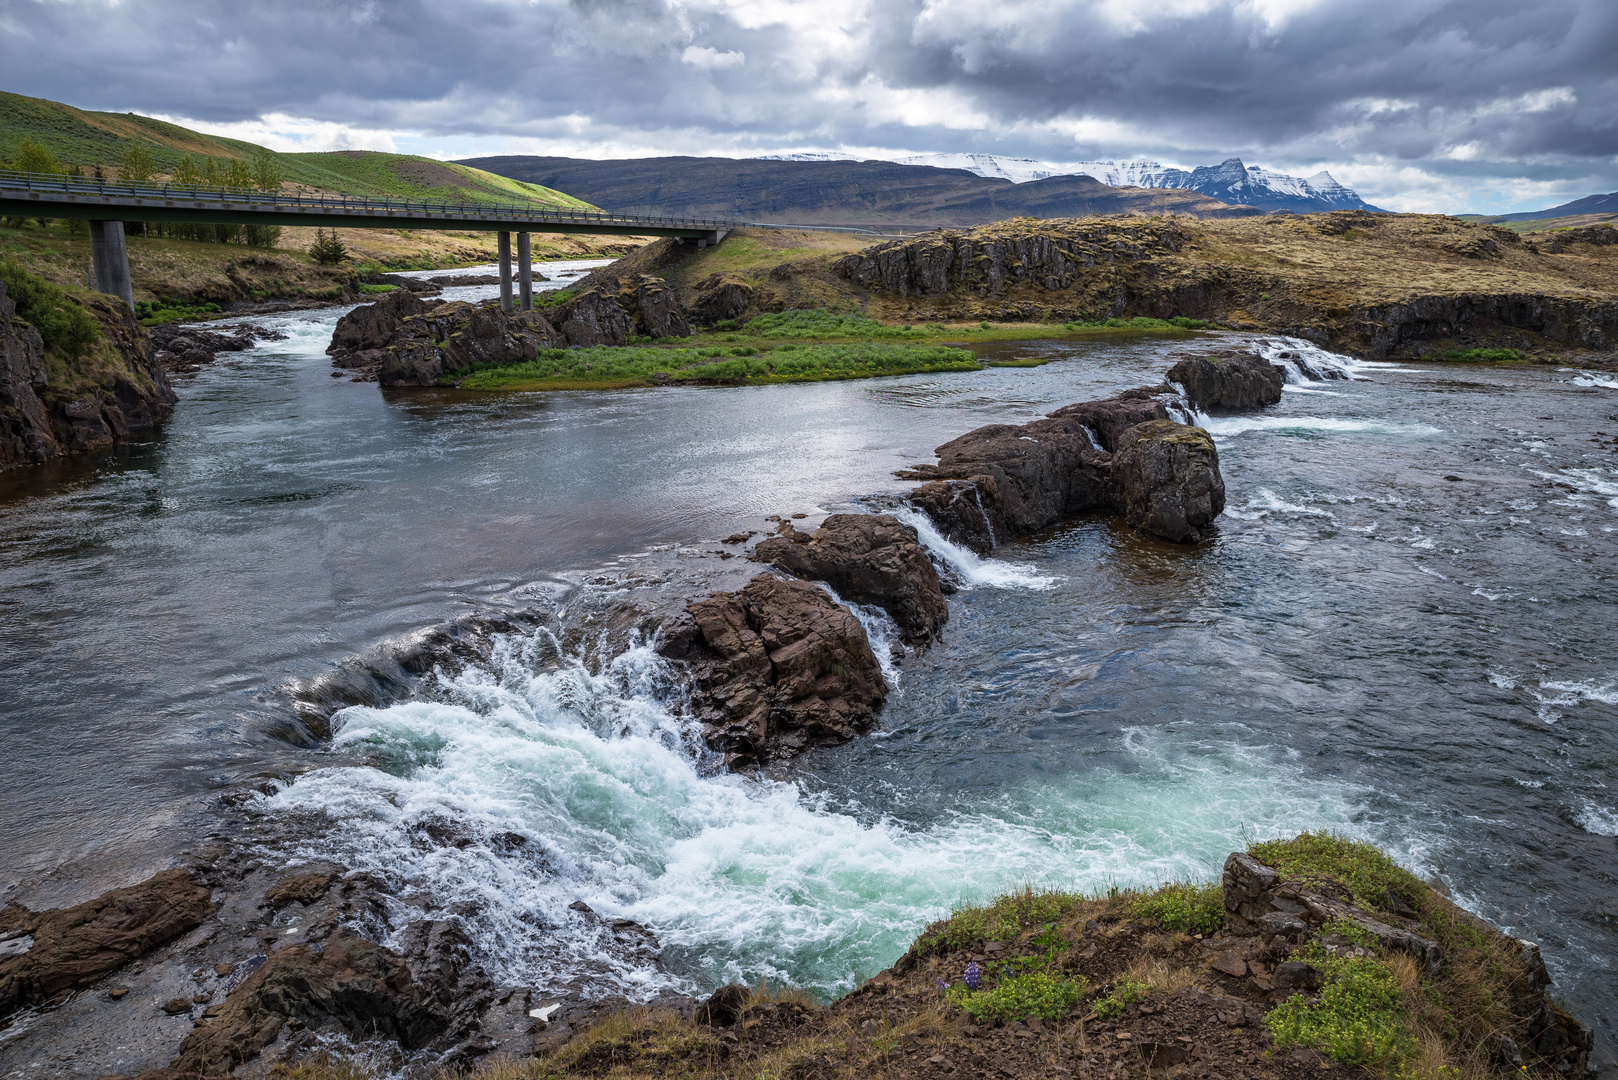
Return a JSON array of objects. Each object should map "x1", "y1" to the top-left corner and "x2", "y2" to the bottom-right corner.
[
  {"x1": 0, "y1": 168, "x2": 752, "y2": 231},
  {"x1": 0, "y1": 169, "x2": 901, "y2": 237}
]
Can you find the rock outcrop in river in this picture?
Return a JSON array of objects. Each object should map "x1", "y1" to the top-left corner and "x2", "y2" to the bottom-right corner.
[
  {"x1": 326, "y1": 273, "x2": 695, "y2": 386},
  {"x1": 658, "y1": 573, "x2": 887, "y2": 767},
  {"x1": 901, "y1": 386, "x2": 1225, "y2": 548},
  {"x1": 1, "y1": 278, "x2": 177, "y2": 470},
  {"x1": 1166, "y1": 349, "x2": 1285, "y2": 412},
  {"x1": 753, "y1": 513, "x2": 949, "y2": 645}
]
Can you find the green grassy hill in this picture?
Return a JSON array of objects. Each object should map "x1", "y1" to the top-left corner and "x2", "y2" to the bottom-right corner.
[{"x1": 0, "y1": 90, "x2": 590, "y2": 210}]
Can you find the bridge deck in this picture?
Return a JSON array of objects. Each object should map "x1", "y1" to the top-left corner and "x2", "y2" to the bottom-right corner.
[{"x1": 0, "y1": 170, "x2": 745, "y2": 237}]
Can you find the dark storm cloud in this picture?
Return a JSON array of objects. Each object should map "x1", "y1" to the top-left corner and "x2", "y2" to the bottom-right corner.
[{"x1": 2, "y1": 0, "x2": 1615, "y2": 207}]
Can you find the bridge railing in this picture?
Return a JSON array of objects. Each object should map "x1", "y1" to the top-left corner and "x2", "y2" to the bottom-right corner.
[{"x1": 0, "y1": 168, "x2": 750, "y2": 230}]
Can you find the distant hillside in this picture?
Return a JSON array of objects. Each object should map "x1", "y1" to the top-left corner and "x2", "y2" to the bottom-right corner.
[
  {"x1": 762, "y1": 152, "x2": 1380, "y2": 213},
  {"x1": 0, "y1": 90, "x2": 591, "y2": 210},
  {"x1": 1492, "y1": 191, "x2": 1618, "y2": 223},
  {"x1": 454, "y1": 155, "x2": 1263, "y2": 228}
]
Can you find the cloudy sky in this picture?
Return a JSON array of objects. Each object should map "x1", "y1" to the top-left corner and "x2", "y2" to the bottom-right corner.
[{"x1": 3, "y1": 0, "x2": 1615, "y2": 213}]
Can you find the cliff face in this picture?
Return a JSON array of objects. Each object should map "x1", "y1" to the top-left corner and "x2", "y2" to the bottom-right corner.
[
  {"x1": 0, "y1": 280, "x2": 177, "y2": 469},
  {"x1": 807, "y1": 214, "x2": 1618, "y2": 361}
]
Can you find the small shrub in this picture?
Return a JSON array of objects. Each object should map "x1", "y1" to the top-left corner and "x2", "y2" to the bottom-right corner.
[
  {"x1": 946, "y1": 971, "x2": 1087, "y2": 1023},
  {"x1": 916, "y1": 888, "x2": 1086, "y2": 954},
  {"x1": 1094, "y1": 975, "x2": 1148, "y2": 1020},
  {"x1": 1132, "y1": 883, "x2": 1223, "y2": 934},
  {"x1": 308, "y1": 228, "x2": 347, "y2": 265},
  {"x1": 712, "y1": 318, "x2": 738, "y2": 330},
  {"x1": 1265, "y1": 946, "x2": 1414, "y2": 1070},
  {"x1": 0, "y1": 258, "x2": 102, "y2": 358}
]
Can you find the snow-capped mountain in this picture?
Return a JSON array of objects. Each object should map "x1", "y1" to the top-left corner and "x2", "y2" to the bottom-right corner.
[{"x1": 760, "y1": 151, "x2": 1378, "y2": 212}]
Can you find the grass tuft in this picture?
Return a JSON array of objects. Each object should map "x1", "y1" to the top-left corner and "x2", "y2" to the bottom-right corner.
[{"x1": 1131, "y1": 882, "x2": 1223, "y2": 935}]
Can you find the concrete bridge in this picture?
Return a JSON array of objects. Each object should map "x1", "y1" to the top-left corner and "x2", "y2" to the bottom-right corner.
[{"x1": 0, "y1": 169, "x2": 772, "y2": 314}]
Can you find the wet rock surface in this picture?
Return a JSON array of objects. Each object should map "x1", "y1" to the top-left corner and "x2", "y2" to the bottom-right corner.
[
  {"x1": 1113, "y1": 420, "x2": 1227, "y2": 544},
  {"x1": 0, "y1": 869, "x2": 212, "y2": 1018},
  {"x1": 149, "y1": 322, "x2": 285, "y2": 374},
  {"x1": 379, "y1": 301, "x2": 565, "y2": 386},
  {"x1": 659, "y1": 573, "x2": 887, "y2": 767},
  {"x1": 1166, "y1": 350, "x2": 1285, "y2": 412},
  {"x1": 326, "y1": 288, "x2": 435, "y2": 374},
  {"x1": 899, "y1": 386, "x2": 1223, "y2": 546},
  {"x1": 753, "y1": 513, "x2": 948, "y2": 645}
]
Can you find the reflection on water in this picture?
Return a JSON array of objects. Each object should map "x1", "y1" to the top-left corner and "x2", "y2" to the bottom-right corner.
[{"x1": 1, "y1": 320, "x2": 1615, "y2": 1037}]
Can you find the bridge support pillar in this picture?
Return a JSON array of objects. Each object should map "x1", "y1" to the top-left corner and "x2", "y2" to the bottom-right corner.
[
  {"x1": 88, "y1": 220, "x2": 135, "y2": 311},
  {"x1": 517, "y1": 232, "x2": 532, "y2": 311},
  {"x1": 498, "y1": 231, "x2": 513, "y2": 314}
]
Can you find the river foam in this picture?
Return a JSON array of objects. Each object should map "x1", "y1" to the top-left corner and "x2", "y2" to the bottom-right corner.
[{"x1": 260, "y1": 615, "x2": 1379, "y2": 1001}]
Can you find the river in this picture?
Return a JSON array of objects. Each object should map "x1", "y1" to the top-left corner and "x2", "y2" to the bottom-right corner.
[{"x1": 1, "y1": 262, "x2": 1614, "y2": 1042}]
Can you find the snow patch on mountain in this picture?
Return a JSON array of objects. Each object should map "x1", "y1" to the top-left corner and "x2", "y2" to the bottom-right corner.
[{"x1": 757, "y1": 151, "x2": 1378, "y2": 212}]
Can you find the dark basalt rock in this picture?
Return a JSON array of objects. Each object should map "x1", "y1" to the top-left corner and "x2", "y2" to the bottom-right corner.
[
  {"x1": 696, "y1": 983, "x2": 751, "y2": 1027},
  {"x1": 0, "y1": 869, "x2": 213, "y2": 1018},
  {"x1": 150, "y1": 323, "x2": 276, "y2": 373},
  {"x1": 901, "y1": 388, "x2": 1224, "y2": 547},
  {"x1": 554, "y1": 288, "x2": 637, "y2": 346},
  {"x1": 167, "y1": 933, "x2": 444, "y2": 1074},
  {"x1": 378, "y1": 302, "x2": 565, "y2": 386},
  {"x1": 327, "y1": 288, "x2": 435, "y2": 371},
  {"x1": 1112, "y1": 420, "x2": 1225, "y2": 543},
  {"x1": 1166, "y1": 350, "x2": 1284, "y2": 412},
  {"x1": 687, "y1": 273, "x2": 754, "y2": 326},
  {"x1": 905, "y1": 477, "x2": 1005, "y2": 556},
  {"x1": 2, "y1": 282, "x2": 177, "y2": 469},
  {"x1": 753, "y1": 514, "x2": 948, "y2": 645},
  {"x1": 658, "y1": 574, "x2": 886, "y2": 767}
]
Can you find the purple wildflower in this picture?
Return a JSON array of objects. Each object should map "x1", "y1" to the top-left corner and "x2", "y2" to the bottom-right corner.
[
  {"x1": 964, "y1": 962, "x2": 981, "y2": 991},
  {"x1": 935, "y1": 977, "x2": 949, "y2": 994}
]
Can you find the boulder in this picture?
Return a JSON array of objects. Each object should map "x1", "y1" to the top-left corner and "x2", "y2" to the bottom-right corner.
[
  {"x1": 1166, "y1": 350, "x2": 1284, "y2": 412},
  {"x1": 754, "y1": 514, "x2": 948, "y2": 645},
  {"x1": 168, "y1": 933, "x2": 443, "y2": 1074},
  {"x1": 327, "y1": 289, "x2": 434, "y2": 368},
  {"x1": 1111, "y1": 420, "x2": 1225, "y2": 543},
  {"x1": 552, "y1": 288, "x2": 636, "y2": 347},
  {"x1": 658, "y1": 574, "x2": 886, "y2": 767},
  {"x1": 625, "y1": 276, "x2": 690, "y2": 339},
  {"x1": 0, "y1": 869, "x2": 213, "y2": 1018},
  {"x1": 1, "y1": 280, "x2": 56, "y2": 466},
  {"x1": 378, "y1": 302, "x2": 564, "y2": 386},
  {"x1": 688, "y1": 274, "x2": 754, "y2": 325},
  {"x1": 1044, "y1": 389, "x2": 1169, "y2": 451},
  {"x1": 696, "y1": 984, "x2": 751, "y2": 1026}
]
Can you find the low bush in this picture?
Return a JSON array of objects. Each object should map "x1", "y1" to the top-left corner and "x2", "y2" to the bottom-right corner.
[
  {"x1": 916, "y1": 887, "x2": 1086, "y2": 954},
  {"x1": 0, "y1": 258, "x2": 102, "y2": 358},
  {"x1": 1439, "y1": 347, "x2": 1527, "y2": 362},
  {"x1": 1131, "y1": 882, "x2": 1223, "y2": 934},
  {"x1": 1265, "y1": 943, "x2": 1414, "y2": 1070},
  {"x1": 946, "y1": 971, "x2": 1087, "y2": 1024},
  {"x1": 1094, "y1": 975, "x2": 1149, "y2": 1019}
]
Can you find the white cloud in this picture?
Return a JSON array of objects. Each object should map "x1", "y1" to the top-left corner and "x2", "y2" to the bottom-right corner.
[
  {"x1": 681, "y1": 45, "x2": 746, "y2": 68},
  {"x1": 152, "y1": 112, "x2": 407, "y2": 154}
]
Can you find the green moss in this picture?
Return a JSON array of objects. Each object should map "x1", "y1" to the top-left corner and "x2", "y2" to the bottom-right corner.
[
  {"x1": 1094, "y1": 975, "x2": 1148, "y2": 1020},
  {"x1": 945, "y1": 971, "x2": 1087, "y2": 1024},
  {"x1": 457, "y1": 342, "x2": 981, "y2": 391},
  {"x1": 916, "y1": 888, "x2": 1086, "y2": 954},
  {"x1": 985, "y1": 357, "x2": 1051, "y2": 367},
  {"x1": 359, "y1": 283, "x2": 398, "y2": 294},
  {"x1": 1062, "y1": 315, "x2": 1211, "y2": 332},
  {"x1": 1248, "y1": 833, "x2": 1424, "y2": 916},
  {"x1": 1436, "y1": 347, "x2": 1528, "y2": 362},
  {"x1": 1131, "y1": 883, "x2": 1223, "y2": 934},
  {"x1": 742, "y1": 308, "x2": 928, "y2": 340}
]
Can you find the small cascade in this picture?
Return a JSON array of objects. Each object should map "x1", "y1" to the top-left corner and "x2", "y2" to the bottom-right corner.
[{"x1": 890, "y1": 508, "x2": 1060, "y2": 590}]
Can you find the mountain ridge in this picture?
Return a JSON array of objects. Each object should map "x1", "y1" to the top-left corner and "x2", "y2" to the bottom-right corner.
[
  {"x1": 764, "y1": 151, "x2": 1378, "y2": 213},
  {"x1": 453, "y1": 155, "x2": 1264, "y2": 228}
]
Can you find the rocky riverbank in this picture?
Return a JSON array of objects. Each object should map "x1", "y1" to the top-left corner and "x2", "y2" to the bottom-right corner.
[
  {"x1": 1, "y1": 276, "x2": 177, "y2": 469},
  {"x1": 1, "y1": 834, "x2": 1593, "y2": 1079},
  {"x1": 565, "y1": 218, "x2": 1618, "y2": 367}
]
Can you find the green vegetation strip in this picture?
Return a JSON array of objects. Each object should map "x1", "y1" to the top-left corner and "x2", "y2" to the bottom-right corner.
[
  {"x1": 456, "y1": 342, "x2": 981, "y2": 390},
  {"x1": 0, "y1": 257, "x2": 100, "y2": 356}
]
